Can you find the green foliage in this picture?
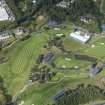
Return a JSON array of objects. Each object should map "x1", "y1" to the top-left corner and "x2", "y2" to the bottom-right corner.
[
  {"x1": 5, "y1": 0, "x2": 23, "y2": 21},
  {"x1": 54, "y1": 84, "x2": 104, "y2": 105},
  {"x1": 34, "y1": 0, "x2": 103, "y2": 32},
  {"x1": 0, "y1": 75, "x2": 13, "y2": 105},
  {"x1": 0, "y1": 21, "x2": 17, "y2": 30}
]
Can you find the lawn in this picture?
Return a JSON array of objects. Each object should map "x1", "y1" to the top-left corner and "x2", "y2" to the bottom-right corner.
[
  {"x1": 83, "y1": 36, "x2": 105, "y2": 59},
  {"x1": 0, "y1": 32, "x2": 46, "y2": 96}
]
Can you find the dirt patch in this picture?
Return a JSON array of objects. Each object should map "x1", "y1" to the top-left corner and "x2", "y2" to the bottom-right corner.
[{"x1": 36, "y1": 15, "x2": 45, "y2": 23}]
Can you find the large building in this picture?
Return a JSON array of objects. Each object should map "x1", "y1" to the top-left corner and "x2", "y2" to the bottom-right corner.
[
  {"x1": 0, "y1": 0, "x2": 15, "y2": 21},
  {"x1": 70, "y1": 30, "x2": 91, "y2": 44}
]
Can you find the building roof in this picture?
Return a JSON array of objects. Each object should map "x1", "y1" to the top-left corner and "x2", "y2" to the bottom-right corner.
[
  {"x1": 56, "y1": 1, "x2": 70, "y2": 8},
  {"x1": 53, "y1": 90, "x2": 65, "y2": 101},
  {"x1": 43, "y1": 52, "x2": 54, "y2": 62},
  {"x1": 0, "y1": 6, "x2": 9, "y2": 21},
  {"x1": 91, "y1": 67, "x2": 102, "y2": 75},
  {"x1": 70, "y1": 31, "x2": 90, "y2": 44},
  {"x1": 0, "y1": 35, "x2": 11, "y2": 41},
  {"x1": 48, "y1": 20, "x2": 58, "y2": 27},
  {"x1": 0, "y1": 0, "x2": 15, "y2": 21}
]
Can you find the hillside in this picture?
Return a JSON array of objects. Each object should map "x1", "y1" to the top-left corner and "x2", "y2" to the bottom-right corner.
[{"x1": 1, "y1": 0, "x2": 105, "y2": 105}]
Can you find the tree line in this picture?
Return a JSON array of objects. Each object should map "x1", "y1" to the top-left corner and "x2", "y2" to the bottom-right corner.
[{"x1": 46, "y1": 84, "x2": 105, "y2": 105}]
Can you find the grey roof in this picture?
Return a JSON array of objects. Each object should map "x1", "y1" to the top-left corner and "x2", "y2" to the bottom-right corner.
[
  {"x1": 43, "y1": 52, "x2": 54, "y2": 62},
  {"x1": 53, "y1": 90, "x2": 65, "y2": 101},
  {"x1": 48, "y1": 20, "x2": 58, "y2": 27},
  {"x1": 91, "y1": 67, "x2": 102, "y2": 75}
]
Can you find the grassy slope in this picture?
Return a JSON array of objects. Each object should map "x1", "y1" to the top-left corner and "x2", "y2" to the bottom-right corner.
[
  {"x1": 83, "y1": 35, "x2": 105, "y2": 58},
  {"x1": 0, "y1": 33, "x2": 46, "y2": 96},
  {"x1": 5, "y1": 0, "x2": 23, "y2": 20},
  {"x1": 20, "y1": 30, "x2": 105, "y2": 105},
  {"x1": 1, "y1": 25, "x2": 105, "y2": 105}
]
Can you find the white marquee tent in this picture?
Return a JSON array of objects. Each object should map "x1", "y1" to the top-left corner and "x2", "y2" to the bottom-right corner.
[{"x1": 0, "y1": 6, "x2": 9, "y2": 21}]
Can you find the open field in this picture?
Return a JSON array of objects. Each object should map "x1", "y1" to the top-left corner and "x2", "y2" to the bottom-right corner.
[{"x1": 1, "y1": 24, "x2": 105, "y2": 105}]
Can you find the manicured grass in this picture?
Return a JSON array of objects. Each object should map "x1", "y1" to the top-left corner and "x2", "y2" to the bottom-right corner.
[
  {"x1": 84, "y1": 36, "x2": 105, "y2": 58},
  {"x1": 54, "y1": 56, "x2": 90, "y2": 68}
]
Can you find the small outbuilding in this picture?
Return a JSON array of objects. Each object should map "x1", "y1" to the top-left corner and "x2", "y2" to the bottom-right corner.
[
  {"x1": 53, "y1": 90, "x2": 65, "y2": 102},
  {"x1": 80, "y1": 17, "x2": 91, "y2": 24},
  {"x1": 56, "y1": 1, "x2": 70, "y2": 8},
  {"x1": 0, "y1": 31, "x2": 12, "y2": 41}
]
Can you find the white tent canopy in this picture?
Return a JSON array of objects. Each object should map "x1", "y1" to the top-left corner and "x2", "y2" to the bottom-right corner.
[
  {"x1": 70, "y1": 31, "x2": 90, "y2": 44},
  {"x1": 0, "y1": 0, "x2": 15, "y2": 21},
  {"x1": 0, "y1": 6, "x2": 9, "y2": 21}
]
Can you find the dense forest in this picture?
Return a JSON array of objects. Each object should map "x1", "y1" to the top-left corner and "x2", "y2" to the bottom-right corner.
[
  {"x1": 6, "y1": 0, "x2": 102, "y2": 23},
  {"x1": 6, "y1": 0, "x2": 104, "y2": 32},
  {"x1": 28, "y1": 0, "x2": 102, "y2": 22}
]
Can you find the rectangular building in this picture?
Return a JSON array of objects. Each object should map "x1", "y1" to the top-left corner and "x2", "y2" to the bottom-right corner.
[
  {"x1": 0, "y1": 0, "x2": 15, "y2": 21},
  {"x1": 70, "y1": 31, "x2": 91, "y2": 44}
]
